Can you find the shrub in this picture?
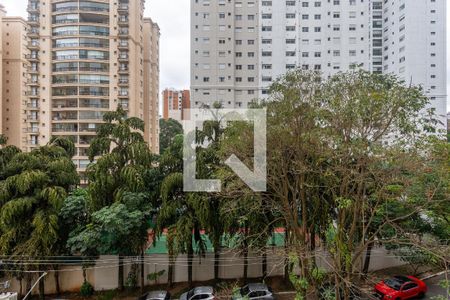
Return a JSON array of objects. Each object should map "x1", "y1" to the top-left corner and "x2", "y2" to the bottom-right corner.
[{"x1": 80, "y1": 281, "x2": 94, "y2": 297}]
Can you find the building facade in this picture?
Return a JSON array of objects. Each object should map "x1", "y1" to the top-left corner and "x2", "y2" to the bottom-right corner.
[
  {"x1": 1, "y1": 16, "x2": 29, "y2": 148},
  {"x1": 23, "y1": 0, "x2": 160, "y2": 172},
  {"x1": 162, "y1": 88, "x2": 190, "y2": 123},
  {"x1": 144, "y1": 18, "x2": 160, "y2": 154},
  {"x1": 191, "y1": 0, "x2": 447, "y2": 125},
  {"x1": 0, "y1": 4, "x2": 5, "y2": 133}
]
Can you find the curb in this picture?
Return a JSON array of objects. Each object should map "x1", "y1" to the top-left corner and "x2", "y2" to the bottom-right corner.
[{"x1": 420, "y1": 270, "x2": 449, "y2": 281}]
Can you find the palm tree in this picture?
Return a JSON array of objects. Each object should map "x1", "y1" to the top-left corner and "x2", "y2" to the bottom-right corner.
[
  {"x1": 0, "y1": 138, "x2": 79, "y2": 299},
  {"x1": 85, "y1": 107, "x2": 156, "y2": 291},
  {"x1": 157, "y1": 134, "x2": 208, "y2": 287}
]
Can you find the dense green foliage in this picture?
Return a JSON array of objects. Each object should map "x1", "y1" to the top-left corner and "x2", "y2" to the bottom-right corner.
[
  {"x1": 159, "y1": 118, "x2": 183, "y2": 154},
  {"x1": 0, "y1": 71, "x2": 448, "y2": 299}
]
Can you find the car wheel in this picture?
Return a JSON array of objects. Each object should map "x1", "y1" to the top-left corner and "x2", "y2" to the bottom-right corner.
[{"x1": 418, "y1": 292, "x2": 425, "y2": 298}]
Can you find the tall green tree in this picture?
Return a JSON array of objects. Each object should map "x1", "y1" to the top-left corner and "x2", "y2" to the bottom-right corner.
[
  {"x1": 157, "y1": 134, "x2": 208, "y2": 287},
  {"x1": 83, "y1": 107, "x2": 157, "y2": 291},
  {"x1": 87, "y1": 106, "x2": 155, "y2": 210},
  {"x1": 159, "y1": 118, "x2": 183, "y2": 154},
  {"x1": 218, "y1": 69, "x2": 443, "y2": 299},
  {"x1": 0, "y1": 137, "x2": 79, "y2": 299}
]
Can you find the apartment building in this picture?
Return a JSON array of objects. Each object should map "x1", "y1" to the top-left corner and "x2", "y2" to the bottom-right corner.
[
  {"x1": 162, "y1": 88, "x2": 191, "y2": 122},
  {"x1": 144, "y1": 18, "x2": 161, "y2": 154},
  {"x1": 1, "y1": 16, "x2": 29, "y2": 148},
  {"x1": 191, "y1": 0, "x2": 447, "y2": 125},
  {"x1": 24, "y1": 0, "x2": 160, "y2": 172},
  {"x1": 0, "y1": 4, "x2": 5, "y2": 132}
]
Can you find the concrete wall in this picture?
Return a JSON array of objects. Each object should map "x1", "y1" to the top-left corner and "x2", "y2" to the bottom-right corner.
[{"x1": 2, "y1": 246, "x2": 405, "y2": 296}]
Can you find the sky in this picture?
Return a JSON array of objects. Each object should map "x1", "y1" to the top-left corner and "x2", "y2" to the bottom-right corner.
[{"x1": 1, "y1": 0, "x2": 449, "y2": 111}]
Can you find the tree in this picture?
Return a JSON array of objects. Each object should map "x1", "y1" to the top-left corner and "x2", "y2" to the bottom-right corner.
[
  {"x1": 157, "y1": 134, "x2": 208, "y2": 287},
  {"x1": 218, "y1": 69, "x2": 443, "y2": 299},
  {"x1": 84, "y1": 107, "x2": 157, "y2": 291},
  {"x1": 0, "y1": 138, "x2": 79, "y2": 299},
  {"x1": 59, "y1": 189, "x2": 92, "y2": 288},
  {"x1": 159, "y1": 118, "x2": 183, "y2": 154}
]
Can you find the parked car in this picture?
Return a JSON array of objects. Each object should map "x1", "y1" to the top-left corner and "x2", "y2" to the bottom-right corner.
[
  {"x1": 232, "y1": 283, "x2": 275, "y2": 300},
  {"x1": 180, "y1": 286, "x2": 215, "y2": 300},
  {"x1": 374, "y1": 275, "x2": 427, "y2": 300},
  {"x1": 138, "y1": 290, "x2": 171, "y2": 300}
]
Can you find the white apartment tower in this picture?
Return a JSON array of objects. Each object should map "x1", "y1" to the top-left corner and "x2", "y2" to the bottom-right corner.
[{"x1": 191, "y1": 0, "x2": 446, "y2": 124}]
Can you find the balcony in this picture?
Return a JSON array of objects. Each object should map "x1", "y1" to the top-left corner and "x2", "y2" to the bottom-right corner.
[
  {"x1": 27, "y1": 115, "x2": 39, "y2": 121},
  {"x1": 27, "y1": 29, "x2": 39, "y2": 37},
  {"x1": 118, "y1": 29, "x2": 129, "y2": 36},
  {"x1": 26, "y1": 91, "x2": 39, "y2": 97},
  {"x1": 118, "y1": 17, "x2": 129, "y2": 24},
  {"x1": 28, "y1": 17, "x2": 39, "y2": 25},
  {"x1": 118, "y1": 68, "x2": 129, "y2": 74},
  {"x1": 118, "y1": 54, "x2": 129, "y2": 61},
  {"x1": 27, "y1": 103, "x2": 40, "y2": 109},
  {"x1": 118, "y1": 90, "x2": 129, "y2": 98},
  {"x1": 118, "y1": 4, "x2": 129, "y2": 12},
  {"x1": 27, "y1": 41, "x2": 40, "y2": 49},
  {"x1": 27, "y1": 4, "x2": 40, "y2": 13},
  {"x1": 118, "y1": 42, "x2": 129, "y2": 49},
  {"x1": 27, "y1": 79, "x2": 39, "y2": 85},
  {"x1": 118, "y1": 79, "x2": 129, "y2": 86},
  {"x1": 26, "y1": 54, "x2": 39, "y2": 61},
  {"x1": 24, "y1": 127, "x2": 40, "y2": 133}
]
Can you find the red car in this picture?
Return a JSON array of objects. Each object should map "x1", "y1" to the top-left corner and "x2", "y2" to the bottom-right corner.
[{"x1": 374, "y1": 275, "x2": 427, "y2": 300}]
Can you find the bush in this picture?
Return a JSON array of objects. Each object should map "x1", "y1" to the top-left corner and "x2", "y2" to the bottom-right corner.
[
  {"x1": 96, "y1": 290, "x2": 117, "y2": 300},
  {"x1": 80, "y1": 281, "x2": 94, "y2": 297}
]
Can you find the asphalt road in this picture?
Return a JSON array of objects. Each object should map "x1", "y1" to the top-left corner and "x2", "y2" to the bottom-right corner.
[{"x1": 424, "y1": 273, "x2": 449, "y2": 299}]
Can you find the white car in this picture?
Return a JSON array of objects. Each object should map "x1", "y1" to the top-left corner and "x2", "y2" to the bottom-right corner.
[{"x1": 180, "y1": 286, "x2": 215, "y2": 300}]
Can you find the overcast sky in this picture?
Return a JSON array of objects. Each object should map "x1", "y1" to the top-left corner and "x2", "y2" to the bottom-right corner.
[{"x1": 1, "y1": 0, "x2": 449, "y2": 111}]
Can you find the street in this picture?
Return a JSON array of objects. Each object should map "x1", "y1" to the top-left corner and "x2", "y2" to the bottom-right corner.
[{"x1": 424, "y1": 273, "x2": 449, "y2": 299}]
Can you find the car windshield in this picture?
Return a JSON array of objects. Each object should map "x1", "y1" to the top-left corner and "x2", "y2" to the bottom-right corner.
[
  {"x1": 384, "y1": 279, "x2": 402, "y2": 291},
  {"x1": 240, "y1": 286, "x2": 250, "y2": 296}
]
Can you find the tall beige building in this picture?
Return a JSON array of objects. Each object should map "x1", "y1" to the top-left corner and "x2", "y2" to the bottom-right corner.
[
  {"x1": 1, "y1": 16, "x2": 29, "y2": 148},
  {"x1": 143, "y1": 18, "x2": 160, "y2": 154},
  {"x1": 0, "y1": 4, "x2": 5, "y2": 133},
  {"x1": 23, "y1": 0, "x2": 160, "y2": 172}
]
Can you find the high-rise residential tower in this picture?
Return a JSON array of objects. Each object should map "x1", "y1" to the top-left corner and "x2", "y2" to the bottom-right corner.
[
  {"x1": 1, "y1": 15, "x2": 29, "y2": 147},
  {"x1": 0, "y1": 4, "x2": 5, "y2": 131},
  {"x1": 162, "y1": 88, "x2": 191, "y2": 122},
  {"x1": 144, "y1": 18, "x2": 160, "y2": 154},
  {"x1": 191, "y1": 0, "x2": 446, "y2": 125},
  {"x1": 25, "y1": 0, "x2": 160, "y2": 173}
]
